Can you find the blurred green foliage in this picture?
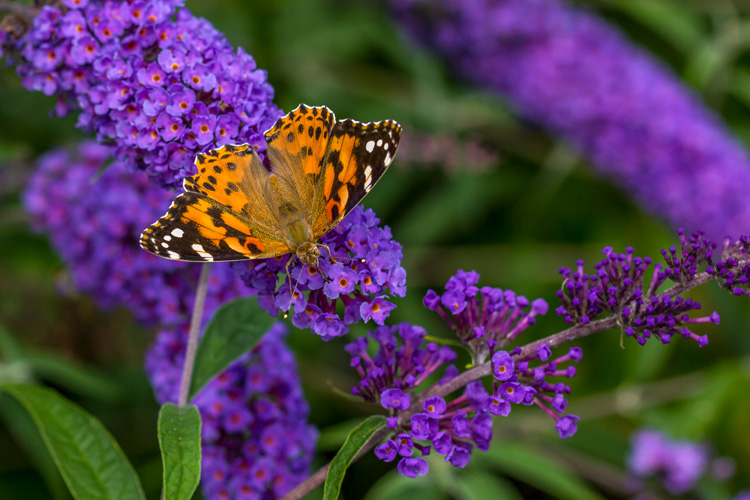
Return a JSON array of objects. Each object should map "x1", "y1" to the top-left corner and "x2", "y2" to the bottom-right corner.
[{"x1": 1, "y1": 0, "x2": 750, "y2": 498}]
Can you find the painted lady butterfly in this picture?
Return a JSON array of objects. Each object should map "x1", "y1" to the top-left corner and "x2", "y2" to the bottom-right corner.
[{"x1": 140, "y1": 104, "x2": 401, "y2": 268}]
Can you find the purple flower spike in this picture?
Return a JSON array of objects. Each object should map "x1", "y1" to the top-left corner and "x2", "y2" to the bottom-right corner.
[
  {"x1": 426, "y1": 270, "x2": 548, "y2": 362},
  {"x1": 390, "y1": 0, "x2": 750, "y2": 239},
  {"x1": 628, "y1": 429, "x2": 711, "y2": 494},
  {"x1": 557, "y1": 237, "x2": 729, "y2": 347},
  {"x1": 5, "y1": 0, "x2": 281, "y2": 187},
  {"x1": 24, "y1": 143, "x2": 239, "y2": 328}
]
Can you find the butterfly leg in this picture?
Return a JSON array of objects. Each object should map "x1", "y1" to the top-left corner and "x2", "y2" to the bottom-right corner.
[
  {"x1": 284, "y1": 253, "x2": 298, "y2": 303},
  {"x1": 317, "y1": 243, "x2": 340, "y2": 264}
]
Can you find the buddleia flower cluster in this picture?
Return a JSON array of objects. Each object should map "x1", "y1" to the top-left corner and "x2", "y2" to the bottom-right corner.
[
  {"x1": 423, "y1": 271, "x2": 581, "y2": 437},
  {"x1": 388, "y1": 0, "x2": 750, "y2": 239},
  {"x1": 25, "y1": 142, "x2": 317, "y2": 499},
  {"x1": 2, "y1": 0, "x2": 281, "y2": 188},
  {"x1": 232, "y1": 206, "x2": 407, "y2": 340},
  {"x1": 23, "y1": 142, "x2": 242, "y2": 326},
  {"x1": 146, "y1": 322, "x2": 318, "y2": 499},
  {"x1": 628, "y1": 429, "x2": 743, "y2": 496},
  {"x1": 555, "y1": 229, "x2": 750, "y2": 347},
  {"x1": 346, "y1": 271, "x2": 581, "y2": 478}
]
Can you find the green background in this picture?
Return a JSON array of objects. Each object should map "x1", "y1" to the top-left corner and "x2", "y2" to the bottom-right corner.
[{"x1": 1, "y1": 0, "x2": 749, "y2": 498}]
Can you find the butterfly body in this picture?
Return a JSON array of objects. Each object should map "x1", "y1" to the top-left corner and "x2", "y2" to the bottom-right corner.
[{"x1": 140, "y1": 104, "x2": 401, "y2": 264}]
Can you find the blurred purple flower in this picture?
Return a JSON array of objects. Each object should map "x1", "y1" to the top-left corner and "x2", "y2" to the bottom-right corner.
[
  {"x1": 390, "y1": 0, "x2": 750, "y2": 239},
  {"x1": 628, "y1": 429, "x2": 708, "y2": 494},
  {"x1": 23, "y1": 142, "x2": 242, "y2": 327},
  {"x1": 3, "y1": 0, "x2": 280, "y2": 188}
]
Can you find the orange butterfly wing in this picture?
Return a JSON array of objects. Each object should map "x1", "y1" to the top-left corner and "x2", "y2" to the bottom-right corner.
[{"x1": 140, "y1": 144, "x2": 291, "y2": 261}]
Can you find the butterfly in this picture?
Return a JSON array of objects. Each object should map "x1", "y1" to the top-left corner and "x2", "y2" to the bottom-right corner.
[{"x1": 140, "y1": 104, "x2": 401, "y2": 269}]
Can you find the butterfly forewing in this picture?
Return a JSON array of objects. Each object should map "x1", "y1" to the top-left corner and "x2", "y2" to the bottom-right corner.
[
  {"x1": 312, "y1": 118, "x2": 401, "y2": 236},
  {"x1": 140, "y1": 143, "x2": 291, "y2": 262},
  {"x1": 264, "y1": 104, "x2": 336, "y2": 215},
  {"x1": 139, "y1": 192, "x2": 291, "y2": 261}
]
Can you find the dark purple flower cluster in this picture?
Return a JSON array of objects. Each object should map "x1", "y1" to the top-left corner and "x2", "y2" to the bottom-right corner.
[
  {"x1": 3, "y1": 0, "x2": 281, "y2": 187},
  {"x1": 346, "y1": 319, "x2": 580, "y2": 478},
  {"x1": 389, "y1": 0, "x2": 750, "y2": 239},
  {"x1": 232, "y1": 206, "x2": 406, "y2": 340},
  {"x1": 423, "y1": 269, "x2": 548, "y2": 363},
  {"x1": 555, "y1": 233, "x2": 729, "y2": 347},
  {"x1": 346, "y1": 323, "x2": 467, "y2": 477},
  {"x1": 490, "y1": 345, "x2": 582, "y2": 439},
  {"x1": 426, "y1": 270, "x2": 582, "y2": 438},
  {"x1": 23, "y1": 142, "x2": 243, "y2": 327},
  {"x1": 709, "y1": 235, "x2": 750, "y2": 297},
  {"x1": 146, "y1": 322, "x2": 317, "y2": 499}
]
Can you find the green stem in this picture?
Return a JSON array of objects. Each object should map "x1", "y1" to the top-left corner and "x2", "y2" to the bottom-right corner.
[{"x1": 177, "y1": 264, "x2": 211, "y2": 407}]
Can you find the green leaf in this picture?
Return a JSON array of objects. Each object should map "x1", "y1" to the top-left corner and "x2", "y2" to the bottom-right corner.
[
  {"x1": 324, "y1": 415, "x2": 387, "y2": 500},
  {"x1": 189, "y1": 297, "x2": 275, "y2": 399},
  {"x1": 454, "y1": 470, "x2": 522, "y2": 500},
  {"x1": 158, "y1": 403, "x2": 202, "y2": 500},
  {"x1": 25, "y1": 352, "x2": 121, "y2": 403},
  {"x1": 0, "y1": 384, "x2": 146, "y2": 500},
  {"x1": 474, "y1": 440, "x2": 604, "y2": 500},
  {"x1": 0, "y1": 394, "x2": 68, "y2": 500}
]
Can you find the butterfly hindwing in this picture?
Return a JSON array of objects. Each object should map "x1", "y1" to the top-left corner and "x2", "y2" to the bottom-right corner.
[{"x1": 312, "y1": 118, "x2": 401, "y2": 235}]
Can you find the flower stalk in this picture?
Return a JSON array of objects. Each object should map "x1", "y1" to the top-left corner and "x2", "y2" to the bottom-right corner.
[{"x1": 177, "y1": 262, "x2": 211, "y2": 407}]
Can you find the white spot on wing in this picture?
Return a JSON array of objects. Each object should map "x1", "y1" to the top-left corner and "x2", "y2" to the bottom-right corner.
[
  {"x1": 192, "y1": 243, "x2": 214, "y2": 261},
  {"x1": 384, "y1": 143, "x2": 389, "y2": 151},
  {"x1": 384, "y1": 153, "x2": 392, "y2": 166},
  {"x1": 364, "y1": 166, "x2": 373, "y2": 192},
  {"x1": 164, "y1": 235, "x2": 171, "y2": 241},
  {"x1": 365, "y1": 140, "x2": 375, "y2": 153},
  {"x1": 167, "y1": 251, "x2": 181, "y2": 259},
  {"x1": 376, "y1": 139, "x2": 383, "y2": 147},
  {"x1": 161, "y1": 242, "x2": 169, "y2": 248},
  {"x1": 171, "y1": 228, "x2": 184, "y2": 238}
]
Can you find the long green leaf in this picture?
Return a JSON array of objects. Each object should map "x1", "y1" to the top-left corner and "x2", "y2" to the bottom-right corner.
[
  {"x1": 189, "y1": 297, "x2": 275, "y2": 399},
  {"x1": 474, "y1": 440, "x2": 604, "y2": 500},
  {"x1": 0, "y1": 384, "x2": 146, "y2": 500},
  {"x1": 324, "y1": 415, "x2": 387, "y2": 500},
  {"x1": 0, "y1": 394, "x2": 68, "y2": 500},
  {"x1": 158, "y1": 403, "x2": 201, "y2": 500}
]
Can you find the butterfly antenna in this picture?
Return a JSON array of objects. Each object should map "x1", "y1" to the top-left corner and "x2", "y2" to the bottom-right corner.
[
  {"x1": 317, "y1": 243, "x2": 366, "y2": 266},
  {"x1": 287, "y1": 265, "x2": 305, "y2": 317}
]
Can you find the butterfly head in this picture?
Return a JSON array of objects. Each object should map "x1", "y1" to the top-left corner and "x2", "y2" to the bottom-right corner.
[{"x1": 296, "y1": 242, "x2": 321, "y2": 268}]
